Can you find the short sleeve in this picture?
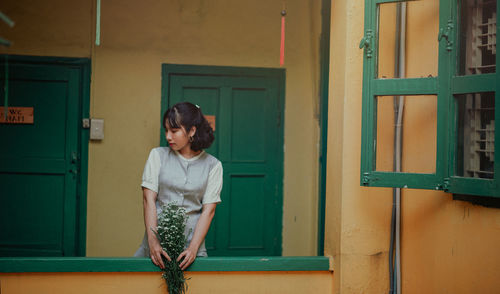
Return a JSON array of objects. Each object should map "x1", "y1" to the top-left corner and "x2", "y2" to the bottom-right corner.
[
  {"x1": 202, "y1": 161, "x2": 223, "y2": 204},
  {"x1": 141, "y1": 148, "x2": 161, "y2": 193}
]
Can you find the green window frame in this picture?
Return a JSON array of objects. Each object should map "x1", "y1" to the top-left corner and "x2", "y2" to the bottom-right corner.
[{"x1": 360, "y1": 0, "x2": 499, "y2": 197}]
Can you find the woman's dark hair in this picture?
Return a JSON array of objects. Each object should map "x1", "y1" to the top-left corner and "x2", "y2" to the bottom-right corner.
[{"x1": 163, "y1": 102, "x2": 215, "y2": 151}]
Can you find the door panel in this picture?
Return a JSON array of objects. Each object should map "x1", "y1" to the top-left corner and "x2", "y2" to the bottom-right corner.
[
  {"x1": 165, "y1": 67, "x2": 283, "y2": 256},
  {"x1": 0, "y1": 173, "x2": 65, "y2": 256},
  {"x1": 228, "y1": 175, "x2": 266, "y2": 249},
  {"x1": 0, "y1": 62, "x2": 84, "y2": 256},
  {"x1": 231, "y1": 88, "x2": 269, "y2": 162}
]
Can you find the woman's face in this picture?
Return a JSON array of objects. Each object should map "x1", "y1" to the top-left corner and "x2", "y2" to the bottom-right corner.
[{"x1": 165, "y1": 122, "x2": 195, "y2": 152}]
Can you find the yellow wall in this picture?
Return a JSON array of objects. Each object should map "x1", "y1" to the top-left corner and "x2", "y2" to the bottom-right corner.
[
  {"x1": 0, "y1": 0, "x2": 92, "y2": 58},
  {"x1": 326, "y1": 0, "x2": 500, "y2": 293},
  {"x1": 0, "y1": 0, "x2": 322, "y2": 256},
  {"x1": 326, "y1": 1, "x2": 390, "y2": 292},
  {"x1": 0, "y1": 271, "x2": 333, "y2": 294}
]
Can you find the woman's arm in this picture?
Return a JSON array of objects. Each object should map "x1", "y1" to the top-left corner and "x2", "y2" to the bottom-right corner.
[
  {"x1": 177, "y1": 203, "x2": 217, "y2": 270},
  {"x1": 143, "y1": 187, "x2": 171, "y2": 268}
]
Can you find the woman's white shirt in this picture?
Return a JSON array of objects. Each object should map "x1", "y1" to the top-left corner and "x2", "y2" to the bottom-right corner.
[{"x1": 141, "y1": 148, "x2": 222, "y2": 204}]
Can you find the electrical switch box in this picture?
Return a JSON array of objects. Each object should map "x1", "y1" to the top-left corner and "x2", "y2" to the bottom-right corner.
[{"x1": 90, "y1": 118, "x2": 104, "y2": 140}]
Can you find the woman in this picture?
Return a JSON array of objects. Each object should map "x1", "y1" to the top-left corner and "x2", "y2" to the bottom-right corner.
[{"x1": 134, "y1": 102, "x2": 222, "y2": 270}]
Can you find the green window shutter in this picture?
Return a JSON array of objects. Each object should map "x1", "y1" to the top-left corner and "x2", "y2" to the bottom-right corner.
[
  {"x1": 360, "y1": 0, "x2": 499, "y2": 197},
  {"x1": 360, "y1": 0, "x2": 446, "y2": 190},
  {"x1": 444, "y1": 0, "x2": 499, "y2": 197}
]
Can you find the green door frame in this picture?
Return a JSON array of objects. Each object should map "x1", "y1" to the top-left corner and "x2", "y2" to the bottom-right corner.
[
  {"x1": 317, "y1": 0, "x2": 331, "y2": 256},
  {"x1": 1, "y1": 54, "x2": 91, "y2": 256},
  {"x1": 161, "y1": 64, "x2": 285, "y2": 255}
]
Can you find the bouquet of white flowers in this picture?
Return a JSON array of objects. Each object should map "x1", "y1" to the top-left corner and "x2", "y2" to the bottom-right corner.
[{"x1": 152, "y1": 203, "x2": 190, "y2": 294}]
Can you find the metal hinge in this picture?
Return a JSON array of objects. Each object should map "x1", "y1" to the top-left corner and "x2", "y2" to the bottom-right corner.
[
  {"x1": 438, "y1": 19, "x2": 454, "y2": 51},
  {"x1": 362, "y1": 172, "x2": 380, "y2": 186},
  {"x1": 359, "y1": 29, "x2": 374, "y2": 58},
  {"x1": 82, "y1": 118, "x2": 90, "y2": 128},
  {"x1": 362, "y1": 172, "x2": 371, "y2": 186},
  {"x1": 442, "y1": 178, "x2": 451, "y2": 192}
]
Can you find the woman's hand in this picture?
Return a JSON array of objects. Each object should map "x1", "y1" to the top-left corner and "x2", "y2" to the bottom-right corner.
[
  {"x1": 176, "y1": 203, "x2": 217, "y2": 270},
  {"x1": 148, "y1": 236, "x2": 171, "y2": 269},
  {"x1": 177, "y1": 247, "x2": 197, "y2": 270},
  {"x1": 142, "y1": 187, "x2": 170, "y2": 268}
]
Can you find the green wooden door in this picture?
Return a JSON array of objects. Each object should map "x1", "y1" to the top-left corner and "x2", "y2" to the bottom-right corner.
[
  {"x1": 163, "y1": 65, "x2": 284, "y2": 256},
  {"x1": 0, "y1": 59, "x2": 87, "y2": 256}
]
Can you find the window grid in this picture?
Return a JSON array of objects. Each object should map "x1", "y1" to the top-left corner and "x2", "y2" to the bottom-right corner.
[{"x1": 360, "y1": 0, "x2": 499, "y2": 197}]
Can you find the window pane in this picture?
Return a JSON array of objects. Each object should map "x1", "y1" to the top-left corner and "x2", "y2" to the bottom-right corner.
[
  {"x1": 377, "y1": 0, "x2": 439, "y2": 79},
  {"x1": 458, "y1": 0, "x2": 497, "y2": 75},
  {"x1": 376, "y1": 95, "x2": 437, "y2": 174},
  {"x1": 455, "y1": 92, "x2": 495, "y2": 178}
]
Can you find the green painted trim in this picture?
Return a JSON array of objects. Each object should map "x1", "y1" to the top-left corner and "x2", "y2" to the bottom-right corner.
[
  {"x1": 451, "y1": 74, "x2": 496, "y2": 94},
  {"x1": 375, "y1": 0, "x2": 418, "y2": 4},
  {"x1": 276, "y1": 69, "x2": 286, "y2": 256},
  {"x1": 64, "y1": 66, "x2": 79, "y2": 255},
  {"x1": 3, "y1": 55, "x2": 8, "y2": 118},
  {"x1": 161, "y1": 64, "x2": 285, "y2": 256},
  {"x1": 0, "y1": 37, "x2": 11, "y2": 47},
  {"x1": 0, "y1": 11, "x2": 15, "y2": 27},
  {"x1": 160, "y1": 67, "x2": 169, "y2": 146},
  {"x1": 317, "y1": 0, "x2": 330, "y2": 256},
  {"x1": 0, "y1": 256, "x2": 330, "y2": 273},
  {"x1": 372, "y1": 77, "x2": 438, "y2": 95},
  {"x1": 434, "y1": 0, "x2": 451, "y2": 188},
  {"x1": 162, "y1": 64, "x2": 285, "y2": 77},
  {"x1": 78, "y1": 59, "x2": 91, "y2": 256},
  {"x1": 95, "y1": 0, "x2": 101, "y2": 46},
  {"x1": 363, "y1": 172, "x2": 440, "y2": 189},
  {"x1": 448, "y1": 177, "x2": 498, "y2": 197},
  {"x1": 0, "y1": 55, "x2": 91, "y2": 66},
  {"x1": 360, "y1": 0, "x2": 376, "y2": 184}
]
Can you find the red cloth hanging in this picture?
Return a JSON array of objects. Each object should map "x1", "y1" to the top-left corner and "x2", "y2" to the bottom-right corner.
[{"x1": 280, "y1": 14, "x2": 286, "y2": 67}]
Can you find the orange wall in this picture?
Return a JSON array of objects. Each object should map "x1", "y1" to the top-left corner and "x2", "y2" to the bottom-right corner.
[
  {"x1": 0, "y1": 271, "x2": 333, "y2": 294},
  {"x1": 326, "y1": 0, "x2": 500, "y2": 293}
]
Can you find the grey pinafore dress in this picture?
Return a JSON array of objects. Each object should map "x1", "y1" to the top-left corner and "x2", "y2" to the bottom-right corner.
[{"x1": 134, "y1": 147, "x2": 221, "y2": 257}]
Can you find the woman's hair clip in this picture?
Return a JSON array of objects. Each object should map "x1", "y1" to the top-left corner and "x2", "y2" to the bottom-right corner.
[{"x1": 195, "y1": 104, "x2": 200, "y2": 109}]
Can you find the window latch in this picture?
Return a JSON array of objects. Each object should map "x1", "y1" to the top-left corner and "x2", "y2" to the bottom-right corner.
[
  {"x1": 438, "y1": 20, "x2": 454, "y2": 51},
  {"x1": 359, "y1": 29, "x2": 374, "y2": 58}
]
